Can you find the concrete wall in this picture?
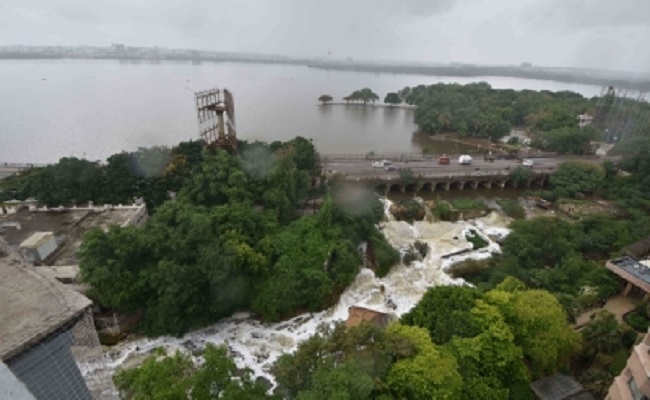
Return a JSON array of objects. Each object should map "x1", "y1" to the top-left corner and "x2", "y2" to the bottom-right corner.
[
  {"x1": 6, "y1": 329, "x2": 92, "y2": 400},
  {"x1": 36, "y1": 236, "x2": 57, "y2": 262},
  {"x1": 607, "y1": 331, "x2": 650, "y2": 400}
]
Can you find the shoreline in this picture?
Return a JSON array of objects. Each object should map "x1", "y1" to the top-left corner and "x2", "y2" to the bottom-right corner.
[{"x1": 317, "y1": 102, "x2": 416, "y2": 110}]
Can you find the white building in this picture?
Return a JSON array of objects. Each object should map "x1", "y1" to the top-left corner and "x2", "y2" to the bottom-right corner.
[
  {"x1": 578, "y1": 114, "x2": 594, "y2": 128},
  {"x1": 20, "y1": 232, "x2": 57, "y2": 264}
]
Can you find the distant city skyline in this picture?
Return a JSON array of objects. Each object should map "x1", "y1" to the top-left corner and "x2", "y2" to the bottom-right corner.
[{"x1": 1, "y1": 0, "x2": 649, "y2": 73}]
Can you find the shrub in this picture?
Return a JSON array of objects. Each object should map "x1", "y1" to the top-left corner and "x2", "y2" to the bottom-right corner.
[
  {"x1": 497, "y1": 199, "x2": 525, "y2": 220},
  {"x1": 624, "y1": 311, "x2": 650, "y2": 332},
  {"x1": 449, "y1": 199, "x2": 485, "y2": 210},
  {"x1": 465, "y1": 229, "x2": 489, "y2": 250}
]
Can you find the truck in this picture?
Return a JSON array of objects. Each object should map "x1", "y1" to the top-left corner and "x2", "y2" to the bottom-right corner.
[
  {"x1": 458, "y1": 155, "x2": 473, "y2": 165},
  {"x1": 437, "y1": 155, "x2": 450, "y2": 165}
]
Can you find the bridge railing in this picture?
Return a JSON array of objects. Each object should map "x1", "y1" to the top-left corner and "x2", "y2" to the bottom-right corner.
[
  {"x1": 0, "y1": 162, "x2": 50, "y2": 169},
  {"x1": 334, "y1": 169, "x2": 548, "y2": 181},
  {"x1": 320, "y1": 151, "x2": 562, "y2": 163}
]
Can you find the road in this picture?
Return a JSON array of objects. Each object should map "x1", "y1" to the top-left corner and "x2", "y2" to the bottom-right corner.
[{"x1": 323, "y1": 156, "x2": 607, "y2": 180}]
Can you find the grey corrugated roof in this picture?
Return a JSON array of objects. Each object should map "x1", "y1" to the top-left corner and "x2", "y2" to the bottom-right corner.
[
  {"x1": 609, "y1": 256, "x2": 650, "y2": 286},
  {"x1": 0, "y1": 238, "x2": 92, "y2": 360},
  {"x1": 531, "y1": 373, "x2": 593, "y2": 400}
]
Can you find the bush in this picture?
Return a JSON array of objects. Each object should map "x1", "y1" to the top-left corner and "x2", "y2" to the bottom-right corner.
[
  {"x1": 624, "y1": 310, "x2": 650, "y2": 332},
  {"x1": 497, "y1": 199, "x2": 525, "y2": 219},
  {"x1": 465, "y1": 229, "x2": 489, "y2": 250},
  {"x1": 449, "y1": 199, "x2": 485, "y2": 210},
  {"x1": 432, "y1": 201, "x2": 452, "y2": 220}
]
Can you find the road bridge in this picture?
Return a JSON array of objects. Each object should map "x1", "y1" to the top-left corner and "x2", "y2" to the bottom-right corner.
[{"x1": 322, "y1": 154, "x2": 611, "y2": 194}]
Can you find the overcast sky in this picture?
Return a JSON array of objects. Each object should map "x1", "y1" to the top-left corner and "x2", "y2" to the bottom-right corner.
[{"x1": 2, "y1": 0, "x2": 649, "y2": 72}]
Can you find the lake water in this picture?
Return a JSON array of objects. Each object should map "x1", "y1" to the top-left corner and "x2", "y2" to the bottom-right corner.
[{"x1": 0, "y1": 60, "x2": 603, "y2": 163}]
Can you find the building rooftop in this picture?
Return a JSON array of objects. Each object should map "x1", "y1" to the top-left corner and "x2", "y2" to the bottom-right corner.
[
  {"x1": 531, "y1": 373, "x2": 594, "y2": 400},
  {"x1": 607, "y1": 256, "x2": 650, "y2": 291},
  {"x1": 0, "y1": 207, "x2": 142, "y2": 265},
  {"x1": 19, "y1": 232, "x2": 54, "y2": 249},
  {"x1": 0, "y1": 239, "x2": 92, "y2": 361}
]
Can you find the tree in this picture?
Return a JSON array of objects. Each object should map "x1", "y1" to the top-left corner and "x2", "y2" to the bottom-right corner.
[
  {"x1": 317, "y1": 94, "x2": 333, "y2": 104},
  {"x1": 401, "y1": 286, "x2": 482, "y2": 344},
  {"x1": 386, "y1": 324, "x2": 463, "y2": 399},
  {"x1": 510, "y1": 166, "x2": 532, "y2": 186},
  {"x1": 345, "y1": 88, "x2": 379, "y2": 105},
  {"x1": 484, "y1": 287, "x2": 581, "y2": 377},
  {"x1": 384, "y1": 92, "x2": 401, "y2": 105},
  {"x1": 445, "y1": 300, "x2": 529, "y2": 399},
  {"x1": 581, "y1": 311, "x2": 621, "y2": 358},
  {"x1": 549, "y1": 161, "x2": 605, "y2": 198},
  {"x1": 398, "y1": 167, "x2": 414, "y2": 184},
  {"x1": 115, "y1": 345, "x2": 276, "y2": 400},
  {"x1": 532, "y1": 127, "x2": 597, "y2": 154}
]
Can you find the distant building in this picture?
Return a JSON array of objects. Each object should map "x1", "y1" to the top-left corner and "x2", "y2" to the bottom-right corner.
[
  {"x1": 20, "y1": 232, "x2": 57, "y2": 264},
  {"x1": 606, "y1": 330, "x2": 650, "y2": 400},
  {"x1": 578, "y1": 114, "x2": 594, "y2": 128},
  {"x1": 521, "y1": 62, "x2": 533, "y2": 69}
]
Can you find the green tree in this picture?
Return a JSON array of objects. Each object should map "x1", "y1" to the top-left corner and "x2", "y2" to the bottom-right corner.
[
  {"x1": 401, "y1": 285, "x2": 482, "y2": 344},
  {"x1": 398, "y1": 167, "x2": 414, "y2": 184},
  {"x1": 384, "y1": 92, "x2": 401, "y2": 105},
  {"x1": 510, "y1": 166, "x2": 532, "y2": 186},
  {"x1": 581, "y1": 311, "x2": 621, "y2": 358},
  {"x1": 549, "y1": 161, "x2": 605, "y2": 198},
  {"x1": 386, "y1": 324, "x2": 463, "y2": 399},
  {"x1": 115, "y1": 345, "x2": 276, "y2": 400},
  {"x1": 484, "y1": 287, "x2": 581, "y2": 377},
  {"x1": 317, "y1": 94, "x2": 333, "y2": 104},
  {"x1": 445, "y1": 300, "x2": 529, "y2": 399}
]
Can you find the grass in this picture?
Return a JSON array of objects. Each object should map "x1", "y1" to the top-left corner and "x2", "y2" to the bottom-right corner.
[
  {"x1": 497, "y1": 199, "x2": 525, "y2": 220},
  {"x1": 449, "y1": 199, "x2": 485, "y2": 210}
]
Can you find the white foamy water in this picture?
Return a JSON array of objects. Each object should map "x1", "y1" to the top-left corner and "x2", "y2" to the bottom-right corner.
[{"x1": 81, "y1": 199, "x2": 512, "y2": 387}]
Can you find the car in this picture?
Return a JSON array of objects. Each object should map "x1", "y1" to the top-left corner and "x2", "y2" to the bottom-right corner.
[
  {"x1": 384, "y1": 165, "x2": 397, "y2": 171},
  {"x1": 522, "y1": 159, "x2": 534, "y2": 167},
  {"x1": 372, "y1": 159, "x2": 392, "y2": 168}
]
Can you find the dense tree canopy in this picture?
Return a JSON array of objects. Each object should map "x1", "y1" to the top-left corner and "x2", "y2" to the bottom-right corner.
[
  {"x1": 549, "y1": 161, "x2": 605, "y2": 198},
  {"x1": 114, "y1": 345, "x2": 276, "y2": 400},
  {"x1": 79, "y1": 138, "x2": 396, "y2": 336},
  {"x1": 401, "y1": 82, "x2": 596, "y2": 144}
]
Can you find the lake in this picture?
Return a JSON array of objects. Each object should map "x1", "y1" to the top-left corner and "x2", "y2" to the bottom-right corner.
[{"x1": 0, "y1": 60, "x2": 603, "y2": 163}]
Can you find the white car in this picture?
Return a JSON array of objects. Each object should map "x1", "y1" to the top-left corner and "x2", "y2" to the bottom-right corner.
[
  {"x1": 522, "y1": 159, "x2": 534, "y2": 167},
  {"x1": 372, "y1": 159, "x2": 392, "y2": 168}
]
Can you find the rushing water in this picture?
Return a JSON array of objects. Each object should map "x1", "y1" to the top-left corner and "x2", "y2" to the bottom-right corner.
[
  {"x1": 81, "y1": 199, "x2": 512, "y2": 388},
  {"x1": 0, "y1": 60, "x2": 603, "y2": 163}
]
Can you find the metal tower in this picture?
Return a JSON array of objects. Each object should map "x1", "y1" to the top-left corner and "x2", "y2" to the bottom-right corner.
[{"x1": 195, "y1": 88, "x2": 237, "y2": 152}]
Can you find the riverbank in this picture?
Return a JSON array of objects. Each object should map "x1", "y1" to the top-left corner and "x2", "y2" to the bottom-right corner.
[{"x1": 318, "y1": 102, "x2": 416, "y2": 110}]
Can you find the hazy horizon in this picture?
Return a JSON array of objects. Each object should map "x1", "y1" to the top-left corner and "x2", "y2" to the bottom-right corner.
[{"x1": 2, "y1": 0, "x2": 649, "y2": 73}]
